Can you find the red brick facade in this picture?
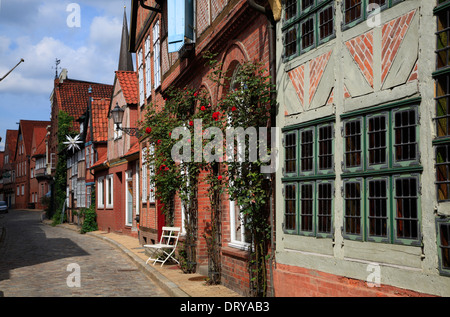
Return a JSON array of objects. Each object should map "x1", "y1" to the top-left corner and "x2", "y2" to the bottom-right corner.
[
  {"x1": 274, "y1": 264, "x2": 435, "y2": 297},
  {"x1": 129, "y1": 0, "x2": 272, "y2": 295}
]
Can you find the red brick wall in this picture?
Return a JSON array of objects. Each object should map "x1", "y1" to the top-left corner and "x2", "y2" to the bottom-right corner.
[
  {"x1": 273, "y1": 263, "x2": 435, "y2": 297},
  {"x1": 95, "y1": 161, "x2": 138, "y2": 238},
  {"x1": 132, "y1": 0, "x2": 270, "y2": 295}
]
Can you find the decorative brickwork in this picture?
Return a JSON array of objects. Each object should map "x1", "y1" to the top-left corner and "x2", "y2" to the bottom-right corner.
[
  {"x1": 345, "y1": 31, "x2": 374, "y2": 88},
  {"x1": 211, "y1": 0, "x2": 228, "y2": 21},
  {"x1": 382, "y1": 10, "x2": 416, "y2": 84},
  {"x1": 309, "y1": 50, "x2": 332, "y2": 104},
  {"x1": 288, "y1": 64, "x2": 305, "y2": 107},
  {"x1": 408, "y1": 61, "x2": 419, "y2": 82},
  {"x1": 197, "y1": 0, "x2": 210, "y2": 35}
]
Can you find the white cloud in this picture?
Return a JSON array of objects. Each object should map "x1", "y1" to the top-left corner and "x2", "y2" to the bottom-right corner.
[{"x1": 0, "y1": 1, "x2": 131, "y2": 142}]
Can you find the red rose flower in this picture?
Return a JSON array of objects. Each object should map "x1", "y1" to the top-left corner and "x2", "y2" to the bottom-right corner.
[
  {"x1": 212, "y1": 111, "x2": 220, "y2": 121},
  {"x1": 231, "y1": 106, "x2": 237, "y2": 112},
  {"x1": 189, "y1": 120, "x2": 194, "y2": 126},
  {"x1": 201, "y1": 105, "x2": 206, "y2": 111},
  {"x1": 145, "y1": 127, "x2": 152, "y2": 134},
  {"x1": 194, "y1": 92, "x2": 198, "y2": 97},
  {"x1": 217, "y1": 175, "x2": 222, "y2": 181},
  {"x1": 157, "y1": 139, "x2": 161, "y2": 145}
]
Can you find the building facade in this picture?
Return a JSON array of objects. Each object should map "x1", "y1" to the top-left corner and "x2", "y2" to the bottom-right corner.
[
  {"x1": 129, "y1": 0, "x2": 277, "y2": 295},
  {"x1": 275, "y1": 0, "x2": 450, "y2": 296},
  {"x1": 92, "y1": 8, "x2": 141, "y2": 237},
  {"x1": 14, "y1": 120, "x2": 50, "y2": 210},
  {"x1": 1, "y1": 130, "x2": 18, "y2": 208},
  {"x1": 30, "y1": 124, "x2": 51, "y2": 210}
]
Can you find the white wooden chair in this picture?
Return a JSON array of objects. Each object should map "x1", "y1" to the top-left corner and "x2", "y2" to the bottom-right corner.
[{"x1": 144, "y1": 227, "x2": 181, "y2": 266}]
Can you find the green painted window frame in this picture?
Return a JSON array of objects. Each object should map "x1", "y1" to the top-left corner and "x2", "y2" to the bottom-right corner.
[
  {"x1": 283, "y1": 130, "x2": 298, "y2": 178},
  {"x1": 342, "y1": 105, "x2": 420, "y2": 175},
  {"x1": 342, "y1": 0, "x2": 404, "y2": 30},
  {"x1": 393, "y1": 174, "x2": 421, "y2": 246},
  {"x1": 392, "y1": 106, "x2": 421, "y2": 168},
  {"x1": 365, "y1": 112, "x2": 389, "y2": 171},
  {"x1": 294, "y1": 179, "x2": 335, "y2": 238},
  {"x1": 316, "y1": 179, "x2": 335, "y2": 238},
  {"x1": 317, "y1": 122, "x2": 335, "y2": 175},
  {"x1": 435, "y1": 143, "x2": 450, "y2": 202},
  {"x1": 340, "y1": 102, "x2": 422, "y2": 246},
  {"x1": 366, "y1": 176, "x2": 391, "y2": 244},
  {"x1": 343, "y1": 117, "x2": 364, "y2": 173},
  {"x1": 436, "y1": 217, "x2": 450, "y2": 277},
  {"x1": 282, "y1": 0, "x2": 335, "y2": 61},
  {"x1": 341, "y1": 174, "x2": 422, "y2": 245},
  {"x1": 343, "y1": 177, "x2": 364, "y2": 241},
  {"x1": 299, "y1": 181, "x2": 316, "y2": 236},
  {"x1": 283, "y1": 183, "x2": 298, "y2": 234},
  {"x1": 299, "y1": 126, "x2": 316, "y2": 176},
  {"x1": 282, "y1": 119, "x2": 335, "y2": 239}
]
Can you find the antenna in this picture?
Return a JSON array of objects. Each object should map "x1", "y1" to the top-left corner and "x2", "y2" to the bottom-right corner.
[{"x1": 53, "y1": 58, "x2": 61, "y2": 78}]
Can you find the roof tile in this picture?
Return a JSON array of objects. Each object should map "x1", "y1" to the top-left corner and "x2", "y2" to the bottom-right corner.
[{"x1": 116, "y1": 71, "x2": 138, "y2": 105}]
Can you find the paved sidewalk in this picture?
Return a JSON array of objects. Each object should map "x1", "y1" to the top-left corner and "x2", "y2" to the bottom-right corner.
[{"x1": 43, "y1": 220, "x2": 241, "y2": 298}]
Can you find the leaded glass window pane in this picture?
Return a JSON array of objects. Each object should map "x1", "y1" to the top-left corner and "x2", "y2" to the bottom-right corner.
[{"x1": 394, "y1": 177, "x2": 419, "y2": 240}]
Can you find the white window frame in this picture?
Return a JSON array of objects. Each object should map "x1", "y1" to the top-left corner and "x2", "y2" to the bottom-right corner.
[
  {"x1": 145, "y1": 35, "x2": 152, "y2": 98},
  {"x1": 114, "y1": 122, "x2": 123, "y2": 140},
  {"x1": 125, "y1": 170, "x2": 133, "y2": 226},
  {"x1": 86, "y1": 147, "x2": 90, "y2": 168},
  {"x1": 135, "y1": 161, "x2": 140, "y2": 216},
  {"x1": 153, "y1": 20, "x2": 161, "y2": 89},
  {"x1": 148, "y1": 145, "x2": 155, "y2": 203},
  {"x1": 97, "y1": 176, "x2": 104, "y2": 208},
  {"x1": 142, "y1": 147, "x2": 148, "y2": 203},
  {"x1": 106, "y1": 174, "x2": 114, "y2": 209},
  {"x1": 228, "y1": 200, "x2": 250, "y2": 250},
  {"x1": 138, "y1": 48, "x2": 145, "y2": 106}
]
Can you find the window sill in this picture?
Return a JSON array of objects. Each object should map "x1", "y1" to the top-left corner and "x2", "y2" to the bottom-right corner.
[{"x1": 222, "y1": 246, "x2": 249, "y2": 261}]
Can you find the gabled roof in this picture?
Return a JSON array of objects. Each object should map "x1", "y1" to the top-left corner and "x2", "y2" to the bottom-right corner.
[
  {"x1": 91, "y1": 97, "x2": 110, "y2": 143},
  {"x1": 32, "y1": 126, "x2": 48, "y2": 158},
  {"x1": 123, "y1": 142, "x2": 139, "y2": 160},
  {"x1": 4, "y1": 130, "x2": 18, "y2": 158},
  {"x1": 33, "y1": 136, "x2": 47, "y2": 157},
  {"x1": 116, "y1": 71, "x2": 138, "y2": 105},
  {"x1": 17, "y1": 120, "x2": 50, "y2": 159},
  {"x1": 90, "y1": 151, "x2": 108, "y2": 170},
  {"x1": 54, "y1": 78, "x2": 113, "y2": 130}
]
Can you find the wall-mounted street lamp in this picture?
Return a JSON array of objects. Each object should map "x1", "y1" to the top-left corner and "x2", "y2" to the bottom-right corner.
[
  {"x1": 139, "y1": 0, "x2": 162, "y2": 13},
  {"x1": 111, "y1": 103, "x2": 141, "y2": 137}
]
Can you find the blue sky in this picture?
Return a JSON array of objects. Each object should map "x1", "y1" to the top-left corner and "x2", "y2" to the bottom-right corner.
[{"x1": 0, "y1": 0, "x2": 133, "y2": 150}]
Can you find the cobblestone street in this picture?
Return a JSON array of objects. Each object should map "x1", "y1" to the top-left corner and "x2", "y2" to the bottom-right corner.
[{"x1": 0, "y1": 210, "x2": 168, "y2": 297}]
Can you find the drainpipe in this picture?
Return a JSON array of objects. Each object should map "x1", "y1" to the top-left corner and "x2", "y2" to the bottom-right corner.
[{"x1": 247, "y1": 0, "x2": 277, "y2": 298}]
